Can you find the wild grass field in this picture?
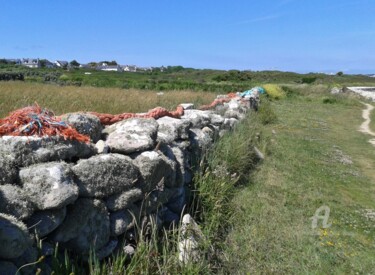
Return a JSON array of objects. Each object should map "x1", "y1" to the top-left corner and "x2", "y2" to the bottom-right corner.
[{"x1": 0, "y1": 82, "x2": 218, "y2": 118}]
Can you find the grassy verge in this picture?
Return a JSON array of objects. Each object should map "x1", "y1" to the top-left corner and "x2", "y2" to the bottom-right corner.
[{"x1": 222, "y1": 86, "x2": 375, "y2": 274}]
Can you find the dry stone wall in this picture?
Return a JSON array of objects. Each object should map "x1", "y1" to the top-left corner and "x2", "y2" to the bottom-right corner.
[{"x1": 0, "y1": 96, "x2": 250, "y2": 273}]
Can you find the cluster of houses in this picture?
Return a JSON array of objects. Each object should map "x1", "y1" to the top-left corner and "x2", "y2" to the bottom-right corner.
[{"x1": 3, "y1": 58, "x2": 158, "y2": 72}]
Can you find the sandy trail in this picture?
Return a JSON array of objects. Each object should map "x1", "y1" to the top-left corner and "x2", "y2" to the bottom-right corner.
[{"x1": 359, "y1": 102, "x2": 375, "y2": 146}]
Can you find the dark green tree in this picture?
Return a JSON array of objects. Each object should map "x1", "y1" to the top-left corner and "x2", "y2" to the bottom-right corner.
[{"x1": 70, "y1": 60, "x2": 80, "y2": 67}]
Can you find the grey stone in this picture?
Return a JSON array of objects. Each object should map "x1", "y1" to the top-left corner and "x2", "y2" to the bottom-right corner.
[
  {"x1": 95, "y1": 237, "x2": 118, "y2": 260},
  {"x1": 189, "y1": 128, "x2": 212, "y2": 155},
  {"x1": 10, "y1": 246, "x2": 38, "y2": 275},
  {"x1": 181, "y1": 110, "x2": 212, "y2": 128},
  {"x1": 73, "y1": 154, "x2": 140, "y2": 198},
  {"x1": 159, "y1": 206, "x2": 180, "y2": 225},
  {"x1": 0, "y1": 184, "x2": 34, "y2": 220},
  {"x1": 222, "y1": 118, "x2": 239, "y2": 131},
  {"x1": 105, "y1": 188, "x2": 143, "y2": 212},
  {"x1": 0, "y1": 136, "x2": 96, "y2": 167},
  {"x1": 123, "y1": 244, "x2": 135, "y2": 257},
  {"x1": 0, "y1": 213, "x2": 32, "y2": 259},
  {"x1": 224, "y1": 109, "x2": 245, "y2": 120},
  {"x1": 156, "y1": 116, "x2": 191, "y2": 143},
  {"x1": 109, "y1": 206, "x2": 139, "y2": 236},
  {"x1": 40, "y1": 241, "x2": 55, "y2": 256},
  {"x1": 60, "y1": 112, "x2": 103, "y2": 143},
  {"x1": 0, "y1": 261, "x2": 18, "y2": 275},
  {"x1": 179, "y1": 214, "x2": 204, "y2": 264},
  {"x1": 104, "y1": 118, "x2": 158, "y2": 154},
  {"x1": 139, "y1": 188, "x2": 176, "y2": 215},
  {"x1": 26, "y1": 207, "x2": 66, "y2": 237},
  {"x1": 180, "y1": 103, "x2": 195, "y2": 110},
  {"x1": 0, "y1": 155, "x2": 17, "y2": 185},
  {"x1": 133, "y1": 151, "x2": 176, "y2": 192},
  {"x1": 95, "y1": 139, "x2": 109, "y2": 154},
  {"x1": 160, "y1": 145, "x2": 188, "y2": 187},
  {"x1": 19, "y1": 162, "x2": 78, "y2": 210},
  {"x1": 202, "y1": 126, "x2": 215, "y2": 140},
  {"x1": 226, "y1": 99, "x2": 247, "y2": 115},
  {"x1": 209, "y1": 113, "x2": 225, "y2": 126},
  {"x1": 331, "y1": 87, "x2": 342, "y2": 94},
  {"x1": 166, "y1": 187, "x2": 186, "y2": 214},
  {"x1": 52, "y1": 198, "x2": 110, "y2": 253},
  {"x1": 171, "y1": 141, "x2": 192, "y2": 184}
]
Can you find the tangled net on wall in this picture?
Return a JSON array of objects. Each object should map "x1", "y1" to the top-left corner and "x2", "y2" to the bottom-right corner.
[
  {"x1": 89, "y1": 105, "x2": 185, "y2": 125},
  {"x1": 0, "y1": 103, "x2": 90, "y2": 143}
]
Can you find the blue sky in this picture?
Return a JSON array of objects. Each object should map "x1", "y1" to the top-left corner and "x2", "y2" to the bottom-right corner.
[{"x1": 1, "y1": 0, "x2": 374, "y2": 73}]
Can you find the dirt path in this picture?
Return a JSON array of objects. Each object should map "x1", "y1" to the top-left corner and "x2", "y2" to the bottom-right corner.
[{"x1": 359, "y1": 102, "x2": 375, "y2": 146}]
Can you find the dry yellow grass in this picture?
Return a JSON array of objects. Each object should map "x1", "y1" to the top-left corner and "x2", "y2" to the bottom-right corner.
[{"x1": 0, "y1": 82, "x2": 219, "y2": 117}]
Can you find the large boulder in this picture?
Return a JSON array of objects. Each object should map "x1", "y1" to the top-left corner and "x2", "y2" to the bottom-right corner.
[
  {"x1": 104, "y1": 118, "x2": 158, "y2": 154},
  {"x1": 0, "y1": 184, "x2": 34, "y2": 220},
  {"x1": 105, "y1": 188, "x2": 143, "y2": 212},
  {"x1": 60, "y1": 112, "x2": 103, "y2": 143},
  {"x1": 73, "y1": 154, "x2": 140, "y2": 198},
  {"x1": 133, "y1": 151, "x2": 176, "y2": 192},
  {"x1": 0, "y1": 136, "x2": 96, "y2": 167},
  {"x1": 26, "y1": 207, "x2": 67, "y2": 237},
  {"x1": 0, "y1": 155, "x2": 18, "y2": 185},
  {"x1": 156, "y1": 116, "x2": 191, "y2": 143},
  {"x1": 52, "y1": 198, "x2": 110, "y2": 253},
  {"x1": 0, "y1": 213, "x2": 33, "y2": 259},
  {"x1": 19, "y1": 162, "x2": 79, "y2": 210},
  {"x1": 189, "y1": 128, "x2": 213, "y2": 164}
]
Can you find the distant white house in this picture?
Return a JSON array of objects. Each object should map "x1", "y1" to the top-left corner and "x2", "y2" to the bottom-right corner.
[
  {"x1": 55, "y1": 60, "x2": 69, "y2": 68},
  {"x1": 21, "y1": 58, "x2": 40, "y2": 68},
  {"x1": 98, "y1": 64, "x2": 123, "y2": 72},
  {"x1": 123, "y1": 65, "x2": 137, "y2": 72}
]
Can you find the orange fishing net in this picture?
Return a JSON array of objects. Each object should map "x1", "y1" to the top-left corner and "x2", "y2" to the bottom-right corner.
[
  {"x1": 199, "y1": 93, "x2": 238, "y2": 110},
  {"x1": 90, "y1": 105, "x2": 185, "y2": 125},
  {"x1": 0, "y1": 104, "x2": 90, "y2": 143}
]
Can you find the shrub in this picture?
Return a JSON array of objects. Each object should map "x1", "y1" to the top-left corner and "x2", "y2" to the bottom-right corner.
[
  {"x1": 322, "y1": 97, "x2": 337, "y2": 104},
  {"x1": 59, "y1": 74, "x2": 69, "y2": 81},
  {"x1": 263, "y1": 84, "x2": 285, "y2": 100},
  {"x1": 301, "y1": 77, "x2": 317, "y2": 84}
]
